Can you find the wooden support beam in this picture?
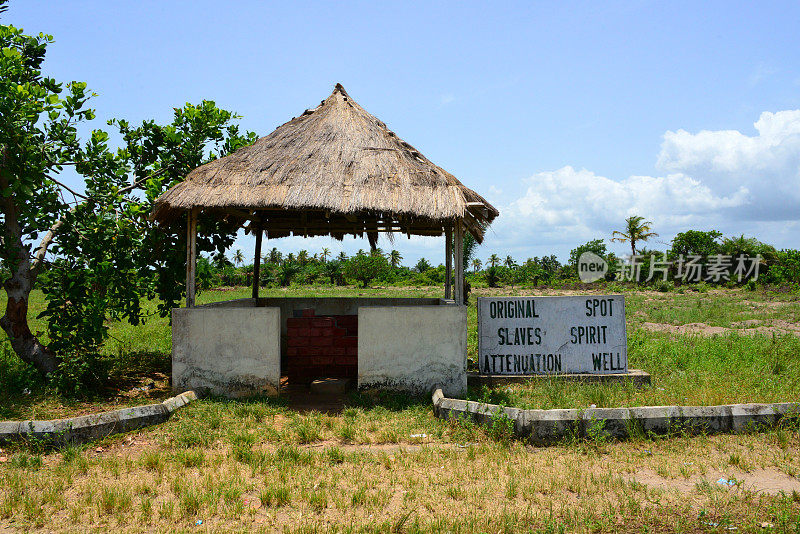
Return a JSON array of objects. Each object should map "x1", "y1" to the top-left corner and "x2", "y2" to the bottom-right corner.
[
  {"x1": 186, "y1": 208, "x2": 198, "y2": 308},
  {"x1": 252, "y1": 220, "x2": 262, "y2": 300},
  {"x1": 445, "y1": 226, "x2": 452, "y2": 300},
  {"x1": 454, "y1": 221, "x2": 464, "y2": 305},
  {"x1": 219, "y1": 207, "x2": 254, "y2": 221}
]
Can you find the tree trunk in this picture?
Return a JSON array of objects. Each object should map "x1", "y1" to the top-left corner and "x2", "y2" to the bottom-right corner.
[
  {"x1": 1, "y1": 267, "x2": 59, "y2": 377},
  {"x1": 0, "y1": 173, "x2": 60, "y2": 376}
]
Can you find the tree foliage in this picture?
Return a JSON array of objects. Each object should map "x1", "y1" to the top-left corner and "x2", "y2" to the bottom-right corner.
[
  {"x1": 0, "y1": 13, "x2": 256, "y2": 386},
  {"x1": 611, "y1": 215, "x2": 658, "y2": 257},
  {"x1": 669, "y1": 230, "x2": 722, "y2": 259},
  {"x1": 344, "y1": 250, "x2": 390, "y2": 288}
]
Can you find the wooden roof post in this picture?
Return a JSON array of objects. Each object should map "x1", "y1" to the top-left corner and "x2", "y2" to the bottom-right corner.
[
  {"x1": 445, "y1": 226, "x2": 452, "y2": 300},
  {"x1": 454, "y1": 220, "x2": 464, "y2": 305},
  {"x1": 186, "y1": 207, "x2": 198, "y2": 308},
  {"x1": 252, "y1": 218, "x2": 262, "y2": 301}
]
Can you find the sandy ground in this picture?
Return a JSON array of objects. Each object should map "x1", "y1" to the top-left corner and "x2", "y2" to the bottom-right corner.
[
  {"x1": 630, "y1": 466, "x2": 800, "y2": 495},
  {"x1": 640, "y1": 319, "x2": 800, "y2": 337}
]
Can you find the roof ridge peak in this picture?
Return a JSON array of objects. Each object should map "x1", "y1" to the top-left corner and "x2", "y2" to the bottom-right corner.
[{"x1": 333, "y1": 83, "x2": 349, "y2": 97}]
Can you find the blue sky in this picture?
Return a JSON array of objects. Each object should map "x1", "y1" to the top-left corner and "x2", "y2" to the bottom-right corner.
[{"x1": 9, "y1": 1, "x2": 800, "y2": 265}]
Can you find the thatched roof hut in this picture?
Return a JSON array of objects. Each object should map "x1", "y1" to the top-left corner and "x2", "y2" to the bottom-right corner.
[{"x1": 152, "y1": 84, "x2": 498, "y2": 243}]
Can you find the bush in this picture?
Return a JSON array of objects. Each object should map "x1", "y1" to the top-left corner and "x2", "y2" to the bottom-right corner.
[
  {"x1": 653, "y1": 279, "x2": 674, "y2": 292},
  {"x1": 485, "y1": 266, "x2": 500, "y2": 288},
  {"x1": 764, "y1": 249, "x2": 800, "y2": 285},
  {"x1": 344, "y1": 252, "x2": 390, "y2": 288}
]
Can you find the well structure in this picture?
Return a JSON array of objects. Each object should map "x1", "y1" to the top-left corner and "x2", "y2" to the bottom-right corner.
[{"x1": 152, "y1": 84, "x2": 498, "y2": 397}]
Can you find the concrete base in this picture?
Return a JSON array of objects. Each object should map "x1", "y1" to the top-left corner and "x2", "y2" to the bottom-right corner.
[
  {"x1": 172, "y1": 307, "x2": 281, "y2": 398},
  {"x1": 468, "y1": 369, "x2": 651, "y2": 388},
  {"x1": 176, "y1": 298, "x2": 467, "y2": 398},
  {"x1": 358, "y1": 305, "x2": 467, "y2": 397}
]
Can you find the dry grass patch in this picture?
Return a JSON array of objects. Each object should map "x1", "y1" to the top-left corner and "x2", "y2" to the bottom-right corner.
[{"x1": 1, "y1": 398, "x2": 799, "y2": 532}]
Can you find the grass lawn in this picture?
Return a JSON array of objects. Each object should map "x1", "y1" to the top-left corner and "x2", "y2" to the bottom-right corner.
[{"x1": 1, "y1": 285, "x2": 799, "y2": 531}]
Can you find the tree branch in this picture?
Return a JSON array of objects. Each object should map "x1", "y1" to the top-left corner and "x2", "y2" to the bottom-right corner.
[
  {"x1": 118, "y1": 166, "x2": 168, "y2": 194},
  {"x1": 30, "y1": 215, "x2": 67, "y2": 277}
]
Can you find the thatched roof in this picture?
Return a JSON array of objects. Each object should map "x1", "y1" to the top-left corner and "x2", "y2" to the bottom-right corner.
[{"x1": 152, "y1": 84, "x2": 498, "y2": 241}]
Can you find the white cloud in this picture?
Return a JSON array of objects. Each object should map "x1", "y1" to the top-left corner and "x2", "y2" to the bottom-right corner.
[
  {"x1": 483, "y1": 109, "x2": 800, "y2": 260},
  {"x1": 230, "y1": 109, "x2": 800, "y2": 265},
  {"x1": 656, "y1": 110, "x2": 800, "y2": 220}
]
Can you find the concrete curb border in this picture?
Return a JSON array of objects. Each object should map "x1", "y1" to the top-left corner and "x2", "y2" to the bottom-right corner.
[
  {"x1": 432, "y1": 389, "x2": 800, "y2": 444},
  {"x1": 0, "y1": 391, "x2": 197, "y2": 446}
]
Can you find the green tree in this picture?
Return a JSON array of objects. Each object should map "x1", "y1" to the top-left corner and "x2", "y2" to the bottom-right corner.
[
  {"x1": 0, "y1": 12, "x2": 255, "y2": 381},
  {"x1": 719, "y1": 235, "x2": 776, "y2": 263},
  {"x1": 323, "y1": 259, "x2": 345, "y2": 285},
  {"x1": 345, "y1": 251, "x2": 389, "y2": 288},
  {"x1": 232, "y1": 249, "x2": 245, "y2": 266},
  {"x1": 267, "y1": 247, "x2": 282, "y2": 264},
  {"x1": 669, "y1": 230, "x2": 722, "y2": 259},
  {"x1": 567, "y1": 239, "x2": 620, "y2": 281},
  {"x1": 0, "y1": 18, "x2": 114, "y2": 376},
  {"x1": 320, "y1": 247, "x2": 330, "y2": 263},
  {"x1": 504, "y1": 255, "x2": 516, "y2": 268},
  {"x1": 488, "y1": 254, "x2": 500, "y2": 268},
  {"x1": 415, "y1": 257, "x2": 432, "y2": 273},
  {"x1": 275, "y1": 263, "x2": 299, "y2": 287},
  {"x1": 462, "y1": 232, "x2": 479, "y2": 268},
  {"x1": 485, "y1": 266, "x2": 500, "y2": 288},
  {"x1": 297, "y1": 250, "x2": 309, "y2": 266},
  {"x1": 472, "y1": 258, "x2": 482, "y2": 272},
  {"x1": 611, "y1": 215, "x2": 658, "y2": 257},
  {"x1": 389, "y1": 249, "x2": 403, "y2": 269}
]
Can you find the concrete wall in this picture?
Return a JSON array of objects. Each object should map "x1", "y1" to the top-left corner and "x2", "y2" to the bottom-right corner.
[
  {"x1": 201, "y1": 297, "x2": 450, "y2": 366},
  {"x1": 183, "y1": 298, "x2": 467, "y2": 397},
  {"x1": 172, "y1": 307, "x2": 281, "y2": 398},
  {"x1": 358, "y1": 305, "x2": 467, "y2": 397}
]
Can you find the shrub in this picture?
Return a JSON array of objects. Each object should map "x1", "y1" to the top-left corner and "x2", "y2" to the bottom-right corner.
[
  {"x1": 653, "y1": 279, "x2": 674, "y2": 292},
  {"x1": 485, "y1": 266, "x2": 500, "y2": 288},
  {"x1": 344, "y1": 251, "x2": 390, "y2": 288}
]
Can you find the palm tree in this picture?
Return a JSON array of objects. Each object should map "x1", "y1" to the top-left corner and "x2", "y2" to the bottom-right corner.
[
  {"x1": 504, "y1": 255, "x2": 516, "y2": 269},
  {"x1": 389, "y1": 250, "x2": 403, "y2": 269},
  {"x1": 370, "y1": 247, "x2": 384, "y2": 258},
  {"x1": 611, "y1": 215, "x2": 659, "y2": 257},
  {"x1": 286, "y1": 252, "x2": 295, "y2": 264},
  {"x1": 268, "y1": 247, "x2": 282, "y2": 264},
  {"x1": 488, "y1": 254, "x2": 500, "y2": 268},
  {"x1": 462, "y1": 232, "x2": 479, "y2": 268},
  {"x1": 232, "y1": 249, "x2": 244, "y2": 267},
  {"x1": 320, "y1": 247, "x2": 330, "y2": 263},
  {"x1": 337, "y1": 251, "x2": 348, "y2": 262},
  {"x1": 472, "y1": 258, "x2": 482, "y2": 272},
  {"x1": 297, "y1": 250, "x2": 309, "y2": 266}
]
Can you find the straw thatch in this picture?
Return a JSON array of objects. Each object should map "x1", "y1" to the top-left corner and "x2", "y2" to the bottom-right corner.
[{"x1": 152, "y1": 84, "x2": 498, "y2": 241}]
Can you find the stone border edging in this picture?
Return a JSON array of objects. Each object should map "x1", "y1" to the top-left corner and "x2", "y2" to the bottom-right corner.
[
  {"x1": 0, "y1": 391, "x2": 197, "y2": 446},
  {"x1": 432, "y1": 389, "x2": 800, "y2": 444}
]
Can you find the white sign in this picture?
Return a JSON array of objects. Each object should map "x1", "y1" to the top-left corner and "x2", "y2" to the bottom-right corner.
[{"x1": 477, "y1": 295, "x2": 627, "y2": 375}]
